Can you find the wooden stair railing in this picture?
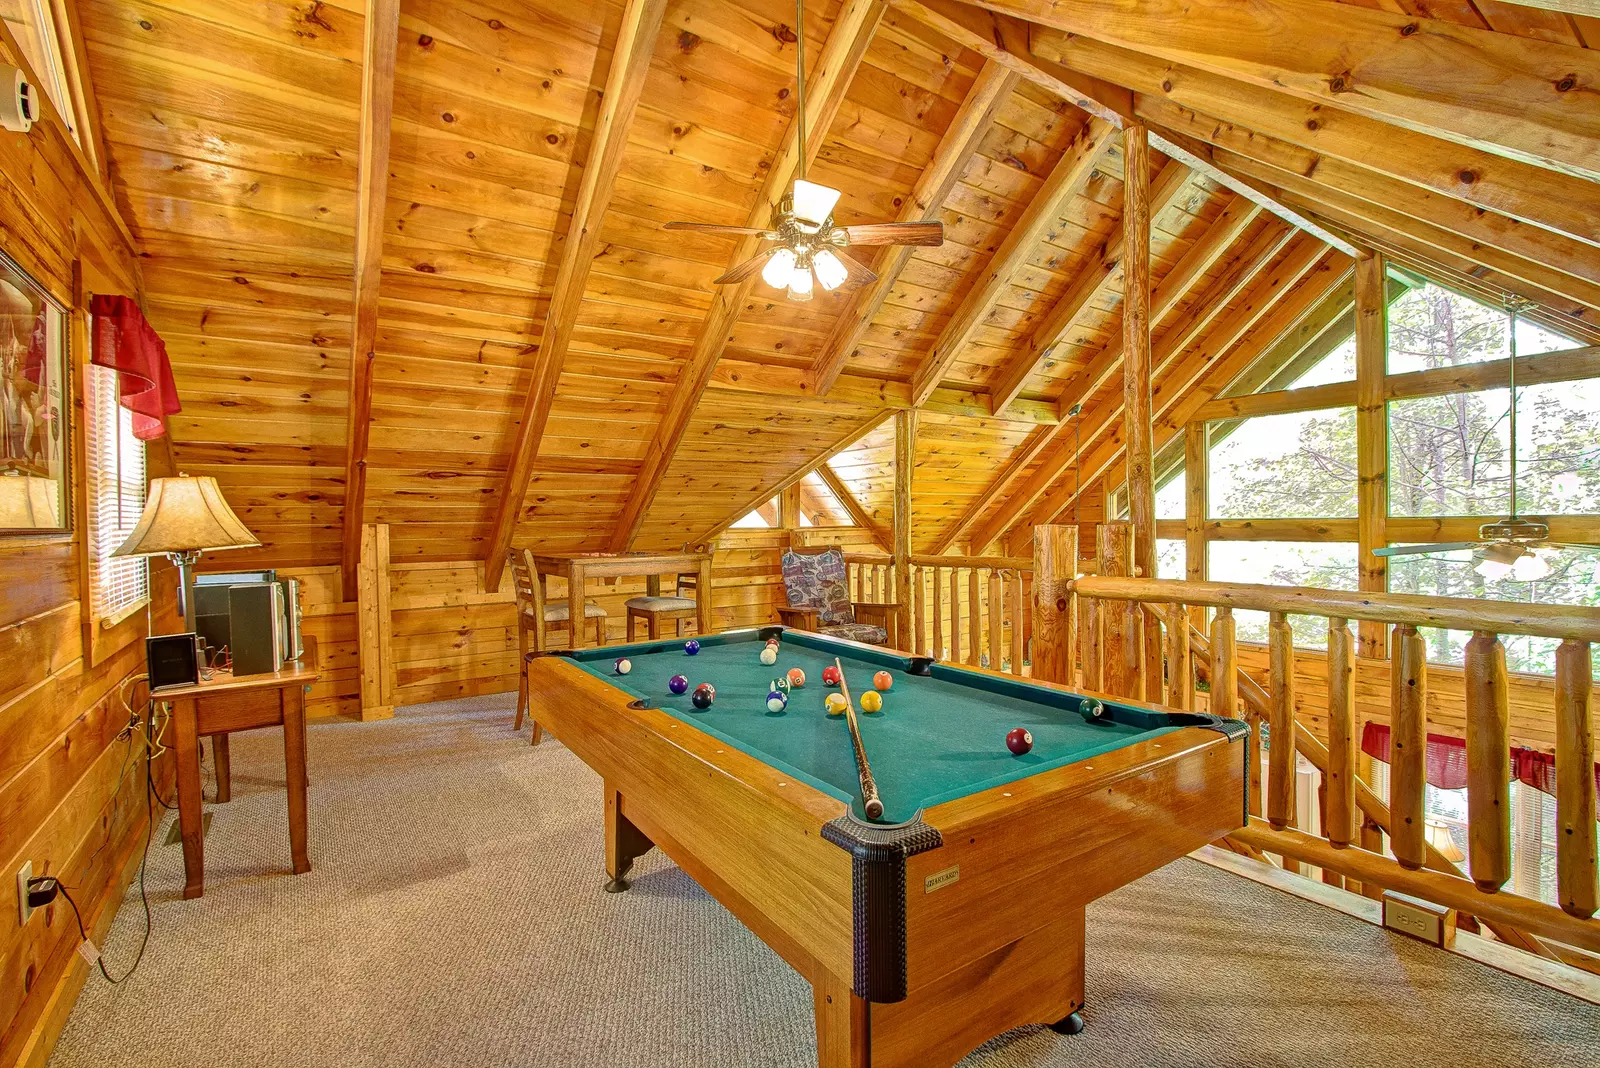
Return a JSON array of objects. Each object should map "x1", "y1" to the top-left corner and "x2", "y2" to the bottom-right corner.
[
  {"x1": 843, "y1": 552, "x2": 1033, "y2": 675},
  {"x1": 1070, "y1": 575, "x2": 1600, "y2": 959}
]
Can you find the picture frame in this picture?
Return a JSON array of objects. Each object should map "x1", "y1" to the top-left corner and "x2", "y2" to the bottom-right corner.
[{"x1": 0, "y1": 247, "x2": 69, "y2": 534}]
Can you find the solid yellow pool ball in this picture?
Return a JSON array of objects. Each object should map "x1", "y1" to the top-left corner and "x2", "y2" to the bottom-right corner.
[
  {"x1": 825, "y1": 693, "x2": 848, "y2": 716},
  {"x1": 860, "y1": 690, "x2": 883, "y2": 713}
]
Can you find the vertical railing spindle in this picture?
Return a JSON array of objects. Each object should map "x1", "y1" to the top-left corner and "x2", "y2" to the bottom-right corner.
[
  {"x1": 1268, "y1": 611, "x2": 1297, "y2": 831},
  {"x1": 1011, "y1": 572, "x2": 1025, "y2": 676},
  {"x1": 1326, "y1": 617, "x2": 1356, "y2": 848},
  {"x1": 989, "y1": 569, "x2": 1003, "y2": 671},
  {"x1": 912, "y1": 566, "x2": 925, "y2": 655},
  {"x1": 1555, "y1": 638, "x2": 1597, "y2": 919},
  {"x1": 1164, "y1": 603, "x2": 1190, "y2": 710},
  {"x1": 1390, "y1": 623, "x2": 1428, "y2": 870},
  {"x1": 932, "y1": 567, "x2": 944, "y2": 661},
  {"x1": 948, "y1": 567, "x2": 961, "y2": 665},
  {"x1": 968, "y1": 567, "x2": 982, "y2": 666},
  {"x1": 1465, "y1": 630, "x2": 1511, "y2": 891}
]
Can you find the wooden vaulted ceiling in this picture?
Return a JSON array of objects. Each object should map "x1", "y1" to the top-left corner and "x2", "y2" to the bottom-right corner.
[{"x1": 69, "y1": 0, "x2": 1600, "y2": 577}]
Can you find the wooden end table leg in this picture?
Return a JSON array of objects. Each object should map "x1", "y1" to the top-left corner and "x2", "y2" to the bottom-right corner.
[
  {"x1": 568, "y1": 563, "x2": 587, "y2": 650},
  {"x1": 172, "y1": 698, "x2": 206, "y2": 899},
  {"x1": 212, "y1": 734, "x2": 232, "y2": 803},
  {"x1": 603, "y1": 784, "x2": 654, "y2": 893},
  {"x1": 283, "y1": 687, "x2": 311, "y2": 875}
]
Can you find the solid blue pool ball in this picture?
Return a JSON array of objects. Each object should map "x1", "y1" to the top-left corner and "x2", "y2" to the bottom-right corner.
[
  {"x1": 691, "y1": 682, "x2": 715, "y2": 709},
  {"x1": 685, "y1": 639, "x2": 701, "y2": 656},
  {"x1": 766, "y1": 690, "x2": 788, "y2": 713},
  {"x1": 614, "y1": 657, "x2": 631, "y2": 675},
  {"x1": 668, "y1": 674, "x2": 689, "y2": 695}
]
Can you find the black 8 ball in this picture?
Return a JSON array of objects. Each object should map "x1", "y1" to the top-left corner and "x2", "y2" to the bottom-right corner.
[
  {"x1": 691, "y1": 683, "x2": 716, "y2": 710},
  {"x1": 1006, "y1": 727, "x2": 1033, "y2": 755}
]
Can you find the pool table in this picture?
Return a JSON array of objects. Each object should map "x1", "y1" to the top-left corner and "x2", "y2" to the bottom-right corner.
[{"x1": 525, "y1": 627, "x2": 1248, "y2": 1068}]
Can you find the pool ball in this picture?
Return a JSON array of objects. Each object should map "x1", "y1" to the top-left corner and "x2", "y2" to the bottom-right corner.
[
  {"x1": 685, "y1": 639, "x2": 701, "y2": 656},
  {"x1": 759, "y1": 646, "x2": 778, "y2": 666},
  {"x1": 691, "y1": 683, "x2": 715, "y2": 709},
  {"x1": 1006, "y1": 727, "x2": 1034, "y2": 756},
  {"x1": 787, "y1": 667, "x2": 806, "y2": 688},
  {"x1": 825, "y1": 693, "x2": 848, "y2": 716},
  {"x1": 766, "y1": 690, "x2": 789, "y2": 713},
  {"x1": 613, "y1": 657, "x2": 632, "y2": 675},
  {"x1": 873, "y1": 670, "x2": 893, "y2": 692},
  {"x1": 668, "y1": 674, "x2": 689, "y2": 695},
  {"x1": 771, "y1": 677, "x2": 792, "y2": 697},
  {"x1": 765, "y1": 637, "x2": 781, "y2": 648},
  {"x1": 860, "y1": 690, "x2": 883, "y2": 713},
  {"x1": 821, "y1": 665, "x2": 841, "y2": 687},
  {"x1": 1077, "y1": 697, "x2": 1107, "y2": 723}
]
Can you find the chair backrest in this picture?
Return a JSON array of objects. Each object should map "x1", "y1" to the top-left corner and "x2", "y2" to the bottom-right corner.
[
  {"x1": 780, "y1": 547, "x2": 854, "y2": 626},
  {"x1": 507, "y1": 549, "x2": 545, "y2": 620}
]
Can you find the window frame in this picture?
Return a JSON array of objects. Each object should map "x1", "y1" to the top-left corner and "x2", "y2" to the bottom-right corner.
[{"x1": 83, "y1": 358, "x2": 148, "y2": 630}]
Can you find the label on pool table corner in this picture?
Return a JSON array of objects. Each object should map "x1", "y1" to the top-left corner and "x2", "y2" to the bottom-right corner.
[{"x1": 923, "y1": 865, "x2": 960, "y2": 894}]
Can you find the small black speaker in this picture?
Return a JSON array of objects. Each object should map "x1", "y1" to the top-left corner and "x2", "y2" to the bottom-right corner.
[{"x1": 147, "y1": 633, "x2": 200, "y2": 691}]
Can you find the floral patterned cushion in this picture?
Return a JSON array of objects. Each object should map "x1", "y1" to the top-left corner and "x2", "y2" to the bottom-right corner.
[
  {"x1": 781, "y1": 548, "x2": 855, "y2": 627},
  {"x1": 821, "y1": 623, "x2": 888, "y2": 645}
]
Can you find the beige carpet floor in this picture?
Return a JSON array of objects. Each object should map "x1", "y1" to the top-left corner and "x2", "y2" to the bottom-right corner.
[{"x1": 50, "y1": 694, "x2": 1600, "y2": 1068}]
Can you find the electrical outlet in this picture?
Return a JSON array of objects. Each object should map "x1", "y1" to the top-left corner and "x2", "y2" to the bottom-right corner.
[{"x1": 16, "y1": 860, "x2": 32, "y2": 925}]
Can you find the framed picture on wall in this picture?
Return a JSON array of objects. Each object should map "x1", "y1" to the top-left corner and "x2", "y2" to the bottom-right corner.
[{"x1": 0, "y1": 248, "x2": 69, "y2": 534}]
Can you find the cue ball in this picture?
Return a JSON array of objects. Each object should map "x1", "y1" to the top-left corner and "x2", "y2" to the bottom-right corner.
[
  {"x1": 825, "y1": 693, "x2": 848, "y2": 716},
  {"x1": 860, "y1": 690, "x2": 883, "y2": 713},
  {"x1": 759, "y1": 646, "x2": 778, "y2": 665},
  {"x1": 821, "y1": 665, "x2": 841, "y2": 687},
  {"x1": 873, "y1": 671, "x2": 893, "y2": 692},
  {"x1": 1006, "y1": 728, "x2": 1034, "y2": 755},
  {"x1": 668, "y1": 674, "x2": 689, "y2": 695},
  {"x1": 787, "y1": 667, "x2": 806, "y2": 688},
  {"x1": 766, "y1": 690, "x2": 788, "y2": 713},
  {"x1": 691, "y1": 683, "x2": 715, "y2": 709},
  {"x1": 684, "y1": 639, "x2": 701, "y2": 655},
  {"x1": 614, "y1": 657, "x2": 631, "y2": 675}
]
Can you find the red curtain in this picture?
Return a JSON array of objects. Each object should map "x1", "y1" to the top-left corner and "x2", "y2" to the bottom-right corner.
[
  {"x1": 89, "y1": 295, "x2": 180, "y2": 440},
  {"x1": 1362, "y1": 721, "x2": 1600, "y2": 798}
]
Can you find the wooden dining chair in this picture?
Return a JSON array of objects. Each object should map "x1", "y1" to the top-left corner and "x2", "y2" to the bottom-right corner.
[
  {"x1": 625, "y1": 572, "x2": 699, "y2": 641},
  {"x1": 509, "y1": 548, "x2": 606, "y2": 744}
]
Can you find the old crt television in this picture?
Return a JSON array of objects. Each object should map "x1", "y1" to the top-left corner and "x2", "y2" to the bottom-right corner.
[{"x1": 195, "y1": 571, "x2": 302, "y2": 665}]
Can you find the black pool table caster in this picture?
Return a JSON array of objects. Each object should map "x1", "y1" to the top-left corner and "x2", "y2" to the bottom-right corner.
[{"x1": 1049, "y1": 1011, "x2": 1085, "y2": 1036}]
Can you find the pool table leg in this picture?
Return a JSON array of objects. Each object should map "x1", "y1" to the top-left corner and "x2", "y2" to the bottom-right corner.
[
  {"x1": 813, "y1": 972, "x2": 868, "y2": 1068},
  {"x1": 603, "y1": 784, "x2": 654, "y2": 893}
]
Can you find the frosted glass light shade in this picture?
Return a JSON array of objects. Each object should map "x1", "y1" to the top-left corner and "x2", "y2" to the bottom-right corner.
[
  {"x1": 113, "y1": 475, "x2": 261, "y2": 557},
  {"x1": 1510, "y1": 551, "x2": 1551, "y2": 582},
  {"x1": 813, "y1": 249, "x2": 848, "y2": 291},
  {"x1": 762, "y1": 246, "x2": 798, "y2": 289},
  {"x1": 791, "y1": 179, "x2": 841, "y2": 227},
  {"x1": 787, "y1": 263, "x2": 814, "y2": 302}
]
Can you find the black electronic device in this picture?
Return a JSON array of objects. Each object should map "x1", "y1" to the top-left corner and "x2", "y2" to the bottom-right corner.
[
  {"x1": 229, "y1": 582, "x2": 284, "y2": 676},
  {"x1": 147, "y1": 633, "x2": 201, "y2": 691}
]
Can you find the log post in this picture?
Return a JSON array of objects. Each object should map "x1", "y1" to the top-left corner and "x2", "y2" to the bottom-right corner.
[
  {"x1": 1164, "y1": 603, "x2": 1190, "y2": 710},
  {"x1": 1032, "y1": 527, "x2": 1078, "y2": 685},
  {"x1": 1267, "y1": 611, "x2": 1297, "y2": 831},
  {"x1": 911, "y1": 566, "x2": 924, "y2": 655},
  {"x1": 1326, "y1": 618, "x2": 1357, "y2": 848},
  {"x1": 988, "y1": 569, "x2": 1004, "y2": 670},
  {"x1": 1555, "y1": 639, "x2": 1597, "y2": 919},
  {"x1": 1354, "y1": 251, "x2": 1389, "y2": 659},
  {"x1": 1390, "y1": 623, "x2": 1429, "y2": 870},
  {"x1": 893, "y1": 408, "x2": 915, "y2": 648},
  {"x1": 1465, "y1": 630, "x2": 1512, "y2": 892},
  {"x1": 968, "y1": 567, "x2": 982, "y2": 665},
  {"x1": 932, "y1": 566, "x2": 944, "y2": 660},
  {"x1": 948, "y1": 567, "x2": 961, "y2": 665},
  {"x1": 1184, "y1": 420, "x2": 1207, "y2": 633},
  {"x1": 1097, "y1": 522, "x2": 1137, "y2": 698},
  {"x1": 1011, "y1": 570, "x2": 1026, "y2": 676}
]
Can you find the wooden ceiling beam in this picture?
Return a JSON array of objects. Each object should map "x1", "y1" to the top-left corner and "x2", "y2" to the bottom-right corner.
[
  {"x1": 338, "y1": 0, "x2": 401, "y2": 603},
  {"x1": 969, "y1": 215, "x2": 1295, "y2": 553},
  {"x1": 809, "y1": 58, "x2": 1018, "y2": 396},
  {"x1": 816, "y1": 464, "x2": 892, "y2": 551},
  {"x1": 610, "y1": 0, "x2": 888, "y2": 551},
  {"x1": 480, "y1": 0, "x2": 668, "y2": 592},
  {"x1": 987, "y1": 159, "x2": 1191, "y2": 415},
  {"x1": 909, "y1": 115, "x2": 1117, "y2": 406},
  {"x1": 1028, "y1": 20, "x2": 1600, "y2": 247},
  {"x1": 696, "y1": 408, "x2": 894, "y2": 545},
  {"x1": 991, "y1": 0, "x2": 1600, "y2": 182}
]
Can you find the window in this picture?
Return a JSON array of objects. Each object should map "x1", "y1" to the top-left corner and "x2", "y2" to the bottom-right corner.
[
  {"x1": 1156, "y1": 538, "x2": 1185, "y2": 580},
  {"x1": 1155, "y1": 464, "x2": 1184, "y2": 520},
  {"x1": 0, "y1": 0, "x2": 76, "y2": 139},
  {"x1": 1209, "y1": 406, "x2": 1357, "y2": 519},
  {"x1": 1388, "y1": 388, "x2": 1511, "y2": 517},
  {"x1": 1208, "y1": 540, "x2": 1359, "y2": 647},
  {"x1": 86, "y1": 362, "x2": 147, "y2": 622}
]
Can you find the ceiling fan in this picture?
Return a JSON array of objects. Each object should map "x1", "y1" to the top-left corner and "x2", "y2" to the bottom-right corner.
[
  {"x1": 662, "y1": 0, "x2": 944, "y2": 302},
  {"x1": 1372, "y1": 297, "x2": 1598, "y2": 581}
]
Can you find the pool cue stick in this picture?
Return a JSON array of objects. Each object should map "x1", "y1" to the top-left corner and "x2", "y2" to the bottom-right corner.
[{"x1": 834, "y1": 657, "x2": 884, "y2": 820}]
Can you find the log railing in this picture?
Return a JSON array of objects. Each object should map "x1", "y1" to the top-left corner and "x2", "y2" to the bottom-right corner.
[
  {"x1": 843, "y1": 553, "x2": 1033, "y2": 675},
  {"x1": 1073, "y1": 572, "x2": 1600, "y2": 955}
]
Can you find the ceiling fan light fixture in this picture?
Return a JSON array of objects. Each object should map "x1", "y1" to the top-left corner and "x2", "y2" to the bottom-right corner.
[
  {"x1": 813, "y1": 248, "x2": 848, "y2": 291},
  {"x1": 762, "y1": 246, "x2": 798, "y2": 289},
  {"x1": 1474, "y1": 556, "x2": 1513, "y2": 581},
  {"x1": 787, "y1": 259, "x2": 815, "y2": 302},
  {"x1": 1511, "y1": 550, "x2": 1552, "y2": 582},
  {"x1": 791, "y1": 179, "x2": 841, "y2": 229}
]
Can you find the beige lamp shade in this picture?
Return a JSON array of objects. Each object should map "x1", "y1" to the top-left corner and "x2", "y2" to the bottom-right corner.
[
  {"x1": 1424, "y1": 819, "x2": 1465, "y2": 864},
  {"x1": 0, "y1": 473, "x2": 61, "y2": 528},
  {"x1": 112, "y1": 475, "x2": 260, "y2": 557}
]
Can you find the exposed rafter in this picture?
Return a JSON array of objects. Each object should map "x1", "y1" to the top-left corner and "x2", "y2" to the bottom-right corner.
[
  {"x1": 816, "y1": 463, "x2": 891, "y2": 550},
  {"x1": 809, "y1": 57, "x2": 1018, "y2": 396},
  {"x1": 338, "y1": 0, "x2": 401, "y2": 602},
  {"x1": 610, "y1": 0, "x2": 888, "y2": 551},
  {"x1": 988, "y1": 0, "x2": 1600, "y2": 182},
  {"x1": 481, "y1": 0, "x2": 669, "y2": 592},
  {"x1": 909, "y1": 115, "x2": 1117, "y2": 405}
]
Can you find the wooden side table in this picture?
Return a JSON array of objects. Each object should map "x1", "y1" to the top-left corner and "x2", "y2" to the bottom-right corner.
[{"x1": 158, "y1": 638, "x2": 320, "y2": 899}]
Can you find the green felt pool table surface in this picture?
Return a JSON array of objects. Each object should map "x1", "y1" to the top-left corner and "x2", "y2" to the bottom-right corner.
[{"x1": 561, "y1": 628, "x2": 1183, "y2": 824}]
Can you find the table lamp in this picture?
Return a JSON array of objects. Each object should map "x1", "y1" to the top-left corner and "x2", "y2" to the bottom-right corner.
[
  {"x1": 1424, "y1": 819, "x2": 1464, "y2": 864},
  {"x1": 112, "y1": 475, "x2": 261, "y2": 622}
]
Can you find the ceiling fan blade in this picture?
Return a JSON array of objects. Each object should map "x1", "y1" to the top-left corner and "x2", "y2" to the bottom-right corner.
[
  {"x1": 831, "y1": 249, "x2": 878, "y2": 290},
  {"x1": 1369, "y1": 541, "x2": 1484, "y2": 558},
  {"x1": 665, "y1": 221, "x2": 776, "y2": 237},
  {"x1": 838, "y1": 222, "x2": 944, "y2": 247},
  {"x1": 713, "y1": 247, "x2": 779, "y2": 285}
]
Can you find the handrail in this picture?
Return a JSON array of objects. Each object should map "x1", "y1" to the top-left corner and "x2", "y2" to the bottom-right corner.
[
  {"x1": 1078, "y1": 575, "x2": 1600, "y2": 643},
  {"x1": 840, "y1": 551, "x2": 1033, "y2": 572}
]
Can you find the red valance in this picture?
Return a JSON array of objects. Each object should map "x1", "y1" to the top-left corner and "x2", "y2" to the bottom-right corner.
[
  {"x1": 89, "y1": 295, "x2": 180, "y2": 440},
  {"x1": 1361, "y1": 721, "x2": 1600, "y2": 799}
]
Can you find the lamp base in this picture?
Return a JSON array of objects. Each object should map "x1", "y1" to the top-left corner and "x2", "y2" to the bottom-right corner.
[{"x1": 168, "y1": 549, "x2": 202, "y2": 623}]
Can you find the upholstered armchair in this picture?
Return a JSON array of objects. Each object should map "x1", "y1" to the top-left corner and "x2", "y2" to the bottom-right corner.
[{"x1": 775, "y1": 547, "x2": 900, "y2": 646}]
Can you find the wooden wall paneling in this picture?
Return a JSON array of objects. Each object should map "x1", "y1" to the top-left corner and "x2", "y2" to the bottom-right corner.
[{"x1": 357, "y1": 523, "x2": 395, "y2": 720}]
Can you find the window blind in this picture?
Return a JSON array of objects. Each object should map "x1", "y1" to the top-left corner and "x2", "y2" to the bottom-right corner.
[{"x1": 86, "y1": 361, "x2": 148, "y2": 621}]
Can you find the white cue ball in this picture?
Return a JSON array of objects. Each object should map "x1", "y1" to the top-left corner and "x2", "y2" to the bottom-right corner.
[
  {"x1": 614, "y1": 658, "x2": 631, "y2": 675},
  {"x1": 759, "y1": 646, "x2": 778, "y2": 665}
]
